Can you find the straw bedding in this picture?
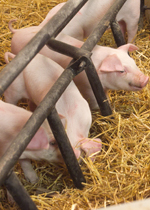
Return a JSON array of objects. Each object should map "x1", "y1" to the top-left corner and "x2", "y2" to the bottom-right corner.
[{"x1": 0, "y1": 0, "x2": 150, "y2": 209}]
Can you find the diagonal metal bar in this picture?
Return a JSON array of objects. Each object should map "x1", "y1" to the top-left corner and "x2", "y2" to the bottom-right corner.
[
  {"x1": 47, "y1": 108, "x2": 86, "y2": 189},
  {"x1": 5, "y1": 171, "x2": 38, "y2": 210},
  {"x1": 76, "y1": 0, "x2": 127, "y2": 115},
  {"x1": 83, "y1": 57, "x2": 112, "y2": 116},
  {"x1": 0, "y1": 0, "x2": 128, "y2": 191},
  {"x1": 81, "y1": 0, "x2": 127, "y2": 51},
  {"x1": 0, "y1": 0, "x2": 88, "y2": 96},
  {"x1": 0, "y1": 57, "x2": 86, "y2": 186}
]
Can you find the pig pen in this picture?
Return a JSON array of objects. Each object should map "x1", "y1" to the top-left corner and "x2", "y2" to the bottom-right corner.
[{"x1": 0, "y1": 0, "x2": 150, "y2": 209}]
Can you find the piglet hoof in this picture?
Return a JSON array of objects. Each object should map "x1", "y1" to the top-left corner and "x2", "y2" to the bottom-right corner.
[
  {"x1": 19, "y1": 159, "x2": 39, "y2": 184},
  {"x1": 24, "y1": 172, "x2": 39, "y2": 184}
]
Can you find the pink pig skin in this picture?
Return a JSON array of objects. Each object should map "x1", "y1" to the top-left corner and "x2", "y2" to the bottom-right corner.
[
  {"x1": 0, "y1": 100, "x2": 62, "y2": 183},
  {"x1": 74, "y1": 44, "x2": 149, "y2": 109},
  {"x1": 8, "y1": 22, "x2": 149, "y2": 110},
  {"x1": 4, "y1": 52, "x2": 102, "y2": 162},
  {"x1": 39, "y1": 0, "x2": 140, "y2": 42}
]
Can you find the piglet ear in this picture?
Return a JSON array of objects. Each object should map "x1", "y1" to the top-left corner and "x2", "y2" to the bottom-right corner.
[
  {"x1": 118, "y1": 43, "x2": 139, "y2": 52},
  {"x1": 99, "y1": 54, "x2": 124, "y2": 72},
  {"x1": 26, "y1": 127, "x2": 49, "y2": 150}
]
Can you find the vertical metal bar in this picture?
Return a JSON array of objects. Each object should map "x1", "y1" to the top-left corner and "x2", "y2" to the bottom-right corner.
[
  {"x1": 141, "y1": 0, "x2": 145, "y2": 14},
  {"x1": 83, "y1": 57, "x2": 112, "y2": 116},
  {"x1": 139, "y1": 0, "x2": 145, "y2": 29},
  {"x1": 5, "y1": 171, "x2": 38, "y2": 210},
  {"x1": 47, "y1": 108, "x2": 86, "y2": 189},
  {"x1": 110, "y1": 19, "x2": 126, "y2": 47}
]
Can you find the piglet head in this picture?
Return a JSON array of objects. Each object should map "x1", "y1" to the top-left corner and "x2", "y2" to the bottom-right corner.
[
  {"x1": 25, "y1": 120, "x2": 63, "y2": 163},
  {"x1": 99, "y1": 44, "x2": 149, "y2": 91}
]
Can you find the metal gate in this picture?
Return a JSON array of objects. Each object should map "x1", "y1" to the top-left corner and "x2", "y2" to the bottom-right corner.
[{"x1": 0, "y1": 0, "x2": 128, "y2": 209}]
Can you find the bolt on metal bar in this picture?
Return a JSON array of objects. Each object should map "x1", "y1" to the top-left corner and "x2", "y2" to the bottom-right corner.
[
  {"x1": 47, "y1": 108, "x2": 86, "y2": 189},
  {"x1": 0, "y1": 0, "x2": 88, "y2": 96},
  {"x1": 0, "y1": 57, "x2": 86, "y2": 186},
  {"x1": 110, "y1": 19, "x2": 126, "y2": 47},
  {"x1": 5, "y1": 171, "x2": 38, "y2": 210}
]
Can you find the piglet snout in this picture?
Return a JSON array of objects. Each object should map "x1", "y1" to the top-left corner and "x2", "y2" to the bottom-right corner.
[
  {"x1": 130, "y1": 74, "x2": 149, "y2": 90},
  {"x1": 140, "y1": 75, "x2": 149, "y2": 88}
]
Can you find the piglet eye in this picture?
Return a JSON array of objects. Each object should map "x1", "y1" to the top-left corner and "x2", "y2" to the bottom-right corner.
[
  {"x1": 120, "y1": 70, "x2": 125, "y2": 73},
  {"x1": 50, "y1": 140, "x2": 58, "y2": 146}
]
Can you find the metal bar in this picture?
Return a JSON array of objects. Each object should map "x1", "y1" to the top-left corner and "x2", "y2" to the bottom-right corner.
[
  {"x1": 46, "y1": 38, "x2": 91, "y2": 59},
  {"x1": 110, "y1": 19, "x2": 126, "y2": 47},
  {"x1": 73, "y1": 0, "x2": 127, "y2": 115},
  {"x1": 0, "y1": 57, "x2": 86, "y2": 186},
  {"x1": 139, "y1": 0, "x2": 145, "y2": 29},
  {"x1": 47, "y1": 108, "x2": 86, "y2": 189},
  {"x1": 83, "y1": 57, "x2": 112, "y2": 116},
  {"x1": 144, "y1": 6, "x2": 150, "y2": 10},
  {"x1": 5, "y1": 171, "x2": 38, "y2": 210},
  {"x1": 81, "y1": 0, "x2": 127, "y2": 52},
  {"x1": 141, "y1": 0, "x2": 145, "y2": 13},
  {"x1": 0, "y1": 0, "x2": 88, "y2": 96}
]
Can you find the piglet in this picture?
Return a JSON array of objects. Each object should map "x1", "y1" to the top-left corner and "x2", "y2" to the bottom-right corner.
[
  {"x1": 74, "y1": 44, "x2": 149, "y2": 109},
  {"x1": 40, "y1": 0, "x2": 140, "y2": 42},
  {"x1": 8, "y1": 23, "x2": 149, "y2": 109},
  {"x1": 4, "y1": 52, "x2": 102, "y2": 162},
  {"x1": 0, "y1": 100, "x2": 62, "y2": 183}
]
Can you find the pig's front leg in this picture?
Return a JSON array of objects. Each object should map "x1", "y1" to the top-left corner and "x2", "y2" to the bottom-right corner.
[{"x1": 19, "y1": 159, "x2": 39, "y2": 184}]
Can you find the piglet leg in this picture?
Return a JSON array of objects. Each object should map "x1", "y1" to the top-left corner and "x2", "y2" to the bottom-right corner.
[{"x1": 19, "y1": 159, "x2": 39, "y2": 184}]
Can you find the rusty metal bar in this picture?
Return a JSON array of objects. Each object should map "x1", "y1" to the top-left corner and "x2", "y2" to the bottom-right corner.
[
  {"x1": 0, "y1": 0, "x2": 88, "y2": 96},
  {"x1": 5, "y1": 171, "x2": 38, "y2": 210},
  {"x1": 0, "y1": 57, "x2": 85, "y2": 186},
  {"x1": 110, "y1": 19, "x2": 126, "y2": 47},
  {"x1": 47, "y1": 108, "x2": 86, "y2": 189}
]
